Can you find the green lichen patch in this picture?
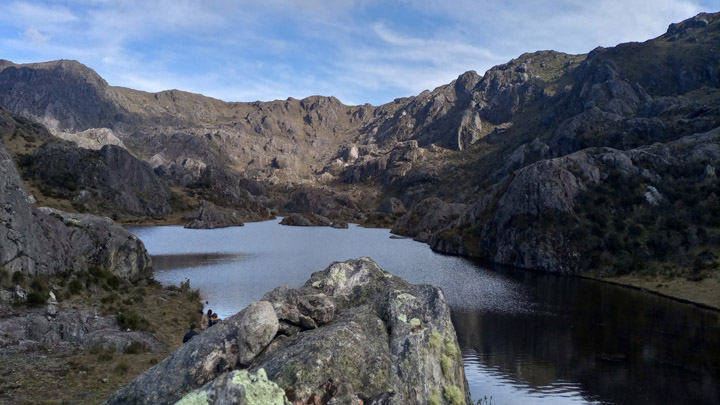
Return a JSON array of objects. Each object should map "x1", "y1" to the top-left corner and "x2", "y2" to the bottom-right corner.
[
  {"x1": 429, "y1": 386, "x2": 441, "y2": 405},
  {"x1": 443, "y1": 384, "x2": 464, "y2": 405},
  {"x1": 429, "y1": 331, "x2": 443, "y2": 351},
  {"x1": 231, "y1": 368, "x2": 287, "y2": 405},
  {"x1": 311, "y1": 280, "x2": 322, "y2": 288},
  {"x1": 175, "y1": 390, "x2": 209, "y2": 405},
  {"x1": 410, "y1": 318, "x2": 421, "y2": 327},
  {"x1": 329, "y1": 265, "x2": 348, "y2": 284},
  {"x1": 443, "y1": 338, "x2": 459, "y2": 358},
  {"x1": 397, "y1": 313, "x2": 407, "y2": 323},
  {"x1": 441, "y1": 354, "x2": 454, "y2": 380},
  {"x1": 395, "y1": 292, "x2": 416, "y2": 302}
]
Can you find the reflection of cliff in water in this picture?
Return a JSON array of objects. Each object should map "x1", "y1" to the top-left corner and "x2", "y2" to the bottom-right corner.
[
  {"x1": 151, "y1": 253, "x2": 244, "y2": 271},
  {"x1": 452, "y1": 269, "x2": 720, "y2": 405}
]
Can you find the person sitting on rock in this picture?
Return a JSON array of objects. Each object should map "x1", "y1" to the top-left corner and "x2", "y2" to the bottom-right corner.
[
  {"x1": 200, "y1": 308, "x2": 212, "y2": 331},
  {"x1": 209, "y1": 313, "x2": 221, "y2": 327},
  {"x1": 182, "y1": 323, "x2": 199, "y2": 343}
]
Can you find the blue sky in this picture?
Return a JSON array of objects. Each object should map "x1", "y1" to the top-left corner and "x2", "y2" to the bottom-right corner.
[{"x1": 0, "y1": 0, "x2": 716, "y2": 105}]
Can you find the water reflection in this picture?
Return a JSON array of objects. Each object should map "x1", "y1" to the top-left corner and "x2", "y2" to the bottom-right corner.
[
  {"x1": 128, "y1": 220, "x2": 720, "y2": 405},
  {"x1": 152, "y1": 253, "x2": 243, "y2": 271}
]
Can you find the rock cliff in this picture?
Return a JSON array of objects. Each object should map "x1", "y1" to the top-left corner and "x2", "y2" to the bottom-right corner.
[
  {"x1": 107, "y1": 258, "x2": 471, "y2": 405},
  {"x1": 0, "y1": 140, "x2": 151, "y2": 279}
]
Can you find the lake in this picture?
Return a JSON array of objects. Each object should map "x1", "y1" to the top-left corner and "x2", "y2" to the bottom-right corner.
[{"x1": 128, "y1": 218, "x2": 720, "y2": 404}]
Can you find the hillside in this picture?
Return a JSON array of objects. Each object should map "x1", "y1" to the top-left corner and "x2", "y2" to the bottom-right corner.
[{"x1": 0, "y1": 12, "x2": 718, "y2": 286}]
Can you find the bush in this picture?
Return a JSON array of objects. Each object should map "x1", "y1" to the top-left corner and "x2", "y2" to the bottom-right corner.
[
  {"x1": 68, "y1": 279, "x2": 84, "y2": 295},
  {"x1": 117, "y1": 310, "x2": 151, "y2": 332},
  {"x1": 11, "y1": 271, "x2": 24, "y2": 285},
  {"x1": 26, "y1": 291, "x2": 47, "y2": 307}
]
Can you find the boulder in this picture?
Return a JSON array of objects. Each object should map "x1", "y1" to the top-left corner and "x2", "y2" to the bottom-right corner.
[
  {"x1": 106, "y1": 301, "x2": 279, "y2": 405},
  {"x1": 0, "y1": 308, "x2": 164, "y2": 353},
  {"x1": 279, "y1": 213, "x2": 332, "y2": 227},
  {"x1": 115, "y1": 258, "x2": 471, "y2": 405},
  {"x1": 330, "y1": 220, "x2": 349, "y2": 229},
  {"x1": 184, "y1": 201, "x2": 244, "y2": 229}
]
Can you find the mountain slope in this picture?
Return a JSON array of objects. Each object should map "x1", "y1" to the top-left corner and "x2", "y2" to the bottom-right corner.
[{"x1": 0, "y1": 12, "x2": 718, "y2": 280}]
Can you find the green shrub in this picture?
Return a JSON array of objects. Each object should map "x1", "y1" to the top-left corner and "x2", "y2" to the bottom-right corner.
[
  {"x1": 68, "y1": 279, "x2": 84, "y2": 295},
  {"x1": 11, "y1": 271, "x2": 24, "y2": 285},
  {"x1": 26, "y1": 291, "x2": 47, "y2": 307},
  {"x1": 117, "y1": 310, "x2": 151, "y2": 332}
]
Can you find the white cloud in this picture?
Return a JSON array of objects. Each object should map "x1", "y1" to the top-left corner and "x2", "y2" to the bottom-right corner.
[
  {"x1": 24, "y1": 27, "x2": 51, "y2": 45},
  {"x1": 0, "y1": 0, "x2": 714, "y2": 105}
]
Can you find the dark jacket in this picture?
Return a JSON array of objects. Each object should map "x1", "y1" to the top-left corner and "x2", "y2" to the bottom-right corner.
[{"x1": 182, "y1": 330, "x2": 199, "y2": 343}]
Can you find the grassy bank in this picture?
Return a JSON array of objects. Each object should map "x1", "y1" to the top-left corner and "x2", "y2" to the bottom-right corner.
[
  {"x1": 0, "y1": 272, "x2": 204, "y2": 404},
  {"x1": 598, "y1": 273, "x2": 720, "y2": 311}
]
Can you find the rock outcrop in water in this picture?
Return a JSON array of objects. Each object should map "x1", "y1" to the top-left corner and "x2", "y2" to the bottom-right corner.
[
  {"x1": 0, "y1": 140, "x2": 151, "y2": 279},
  {"x1": 107, "y1": 258, "x2": 471, "y2": 405},
  {"x1": 279, "y1": 212, "x2": 332, "y2": 227},
  {"x1": 184, "y1": 201, "x2": 245, "y2": 229}
]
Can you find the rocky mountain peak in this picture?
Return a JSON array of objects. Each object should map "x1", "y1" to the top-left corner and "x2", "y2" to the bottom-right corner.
[{"x1": 664, "y1": 12, "x2": 718, "y2": 41}]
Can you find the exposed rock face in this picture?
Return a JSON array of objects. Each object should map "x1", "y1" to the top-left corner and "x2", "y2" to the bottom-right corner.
[
  {"x1": 110, "y1": 258, "x2": 471, "y2": 405},
  {"x1": 0, "y1": 308, "x2": 164, "y2": 353},
  {"x1": 106, "y1": 301, "x2": 279, "y2": 405},
  {"x1": 188, "y1": 164, "x2": 272, "y2": 220},
  {"x1": 432, "y1": 128, "x2": 720, "y2": 274},
  {"x1": 392, "y1": 197, "x2": 468, "y2": 238},
  {"x1": 0, "y1": 141, "x2": 152, "y2": 279},
  {"x1": 184, "y1": 201, "x2": 244, "y2": 229},
  {"x1": 25, "y1": 142, "x2": 172, "y2": 217},
  {"x1": 279, "y1": 213, "x2": 332, "y2": 227}
]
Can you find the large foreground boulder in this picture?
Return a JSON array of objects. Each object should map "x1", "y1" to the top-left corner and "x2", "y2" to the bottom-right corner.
[
  {"x1": 0, "y1": 141, "x2": 152, "y2": 279},
  {"x1": 108, "y1": 258, "x2": 471, "y2": 405}
]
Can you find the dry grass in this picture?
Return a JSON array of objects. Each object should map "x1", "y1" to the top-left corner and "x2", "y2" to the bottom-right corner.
[
  {"x1": 0, "y1": 280, "x2": 203, "y2": 404},
  {"x1": 600, "y1": 272, "x2": 720, "y2": 310}
]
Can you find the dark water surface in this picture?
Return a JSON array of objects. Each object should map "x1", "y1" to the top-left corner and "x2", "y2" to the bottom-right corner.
[{"x1": 129, "y1": 219, "x2": 720, "y2": 404}]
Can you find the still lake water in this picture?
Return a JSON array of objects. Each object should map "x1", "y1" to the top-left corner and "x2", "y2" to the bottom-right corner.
[{"x1": 129, "y1": 219, "x2": 720, "y2": 404}]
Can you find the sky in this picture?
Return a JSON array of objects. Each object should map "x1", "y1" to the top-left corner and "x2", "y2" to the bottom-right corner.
[{"x1": 0, "y1": 1, "x2": 716, "y2": 106}]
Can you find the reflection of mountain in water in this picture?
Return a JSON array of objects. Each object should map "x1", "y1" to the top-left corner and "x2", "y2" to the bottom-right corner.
[
  {"x1": 151, "y1": 253, "x2": 244, "y2": 271},
  {"x1": 453, "y1": 270, "x2": 720, "y2": 405}
]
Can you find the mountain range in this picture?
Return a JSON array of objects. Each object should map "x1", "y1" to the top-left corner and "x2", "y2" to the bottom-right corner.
[{"x1": 0, "y1": 12, "x2": 718, "y2": 280}]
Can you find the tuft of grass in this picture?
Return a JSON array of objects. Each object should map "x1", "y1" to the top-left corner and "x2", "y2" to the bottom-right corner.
[
  {"x1": 113, "y1": 362, "x2": 130, "y2": 375},
  {"x1": 90, "y1": 346, "x2": 116, "y2": 362},
  {"x1": 124, "y1": 341, "x2": 149, "y2": 355}
]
